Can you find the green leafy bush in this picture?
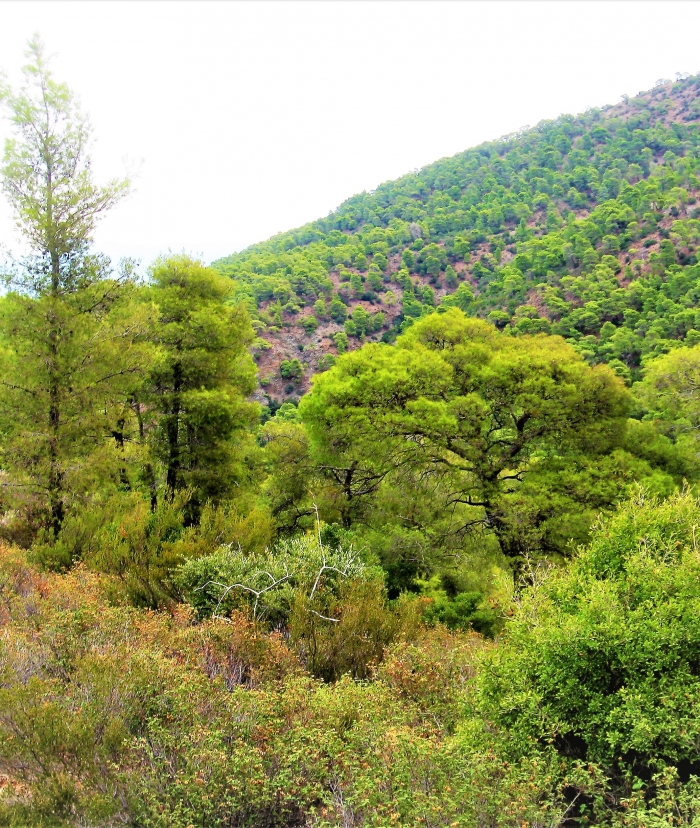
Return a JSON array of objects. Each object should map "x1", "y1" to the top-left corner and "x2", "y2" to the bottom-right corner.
[
  {"x1": 478, "y1": 489, "x2": 700, "y2": 789},
  {"x1": 177, "y1": 532, "x2": 365, "y2": 626},
  {"x1": 279, "y1": 358, "x2": 304, "y2": 380}
]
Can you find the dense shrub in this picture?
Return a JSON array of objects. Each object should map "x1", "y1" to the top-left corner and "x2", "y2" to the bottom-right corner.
[
  {"x1": 478, "y1": 489, "x2": 700, "y2": 792},
  {"x1": 0, "y1": 544, "x2": 569, "y2": 828}
]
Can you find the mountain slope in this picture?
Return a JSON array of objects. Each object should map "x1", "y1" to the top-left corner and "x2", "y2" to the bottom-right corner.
[{"x1": 213, "y1": 74, "x2": 700, "y2": 404}]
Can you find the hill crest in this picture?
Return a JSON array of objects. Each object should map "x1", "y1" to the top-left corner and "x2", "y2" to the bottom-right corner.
[{"x1": 213, "y1": 75, "x2": 700, "y2": 406}]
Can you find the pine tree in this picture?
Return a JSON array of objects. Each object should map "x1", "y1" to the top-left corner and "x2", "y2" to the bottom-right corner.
[
  {"x1": 144, "y1": 255, "x2": 258, "y2": 518},
  {"x1": 0, "y1": 37, "x2": 142, "y2": 537}
]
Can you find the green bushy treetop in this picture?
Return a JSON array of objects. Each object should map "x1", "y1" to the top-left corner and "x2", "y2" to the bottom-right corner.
[
  {"x1": 478, "y1": 489, "x2": 700, "y2": 793},
  {"x1": 299, "y1": 310, "x2": 635, "y2": 568}
]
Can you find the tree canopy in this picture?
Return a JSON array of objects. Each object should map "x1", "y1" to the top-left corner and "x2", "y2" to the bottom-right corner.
[
  {"x1": 299, "y1": 310, "x2": 632, "y2": 572},
  {"x1": 145, "y1": 255, "x2": 259, "y2": 514}
]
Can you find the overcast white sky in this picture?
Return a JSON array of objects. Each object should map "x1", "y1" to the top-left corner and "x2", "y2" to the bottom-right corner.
[{"x1": 1, "y1": 1, "x2": 699, "y2": 269}]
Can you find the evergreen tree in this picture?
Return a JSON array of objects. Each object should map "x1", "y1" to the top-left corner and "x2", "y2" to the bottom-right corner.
[
  {"x1": 144, "y1": 255, "x2": 258, "y2": 516},
  {"x1": 0, "y1": 37, "x2": 140, "y2": 537},
  {"x1": 300, "y1": 309, "x2": 631, "y2": 564}
]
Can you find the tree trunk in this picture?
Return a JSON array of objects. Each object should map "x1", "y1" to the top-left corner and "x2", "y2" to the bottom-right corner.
[
  {"x1": 47, "y1": 243, "x2": 64, "y2": 537},
  {"x1": 132, "y1": 395, "x2": 158, "y2": 511},
  {"x1": 111, "y1": 415, "x2": 130, "y2": 489},
  {"x1": 165, "y1": 361, "x2": 182, "y2": 495}
]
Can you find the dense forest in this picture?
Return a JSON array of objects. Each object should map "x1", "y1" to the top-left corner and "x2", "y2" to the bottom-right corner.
[
  {"x1": 214, "y1": 70, "x2": 700, "y2": 403},
  {"x1": 3, "y1": 38, "x2": 700, "y2": 827}
]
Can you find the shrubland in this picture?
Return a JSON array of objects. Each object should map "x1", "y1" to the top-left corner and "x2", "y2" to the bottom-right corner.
[
  {"x1": 2, "y1": 38, "x2": 700, "y2": 827},
  {"x1": 4, "y1": 493, "x2": 700, "y2": 825}
]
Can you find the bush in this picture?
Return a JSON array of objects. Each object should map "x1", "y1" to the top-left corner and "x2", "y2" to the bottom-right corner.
[
  {"x1": 290, "y1": 578, "x2": 424, "y2": 681},
  {"x1": 333, "y1": 331, "x2": 348, "y2": 353},
  {"x1": 279, "y1": 358, "x2": 304, "y2": 380},
  {"x1": 34, "y1": 492, "x2": 274, "y2": 609},
  {"x1": 416, "y1": 574, "x2": 499, "y2": 636},
  {"x1": 0, "y1": 545, "x2": 568, "y2": 828},
  {"x1": 478, "y1": 489, "x2": 700, "y2": 790},
  {"x1": 377, "y1": 626, "x2": 485, "y2": 731},
  {"x1": 425, "y1": 590, "x2": 498, "y2": 636},
  {"x1": 177, "y1": 532, "x2": 365, "y2": 625},
  {"x1": 300, "y1": 314, "x2": 318, "y2": 333}
]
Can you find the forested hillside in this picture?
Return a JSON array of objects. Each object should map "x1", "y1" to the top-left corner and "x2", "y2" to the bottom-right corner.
[
  {"x1": 214, "y1": 73, "x2": 700, "y2": 402},
  {"x1": 5, "y1": 39, "x2": 700, "y2": 827}
]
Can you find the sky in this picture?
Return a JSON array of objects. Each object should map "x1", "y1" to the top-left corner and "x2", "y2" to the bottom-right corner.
[{"x1": 1, "y1": 0, "x2": 700, "y2": 270}]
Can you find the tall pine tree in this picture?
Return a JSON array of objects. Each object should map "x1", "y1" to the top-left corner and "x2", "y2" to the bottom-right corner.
[
  {"x1": 144, "y1": 254, "x2": 258, "y2": 520},
  {"x1": 0, "y1": 37, "x2": 145, "y2": 537}
]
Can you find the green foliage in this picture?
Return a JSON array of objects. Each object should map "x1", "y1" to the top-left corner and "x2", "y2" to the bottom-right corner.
[
  {"x1": 279, "y1": 357, "x2": 304, "y2": 380},
  {"x1": 300, "y1": 309, "x2": 631, "y2": 569},
  {"x1": 317, "y1": 353, "x2": 336, "y2": 371},
  {"x1": 178, "y1": 531, "x2": 428, "y2": 680},
  {"x1": 145, "y1": 255, "x2": 259, "y2": 510},
  {"x1": 417, "y1": 575, "x2": 498, "y2": 636},
  {"x1": 178, "y1": 532, "x2": 365, "y2": 626},
  {"x1": 5, "y1": 45, "x2": 700, "y2": 828},
  {"x1": 212, "y1": 74, "x2": 700, "y2": 389},
  {"x1": 0, "y1": 51, "x2": 262, "y2": 550},
  {"x1": 0, "y1": 283, "x2": 151, "y2": 534},
  {"x1": 636, "y1": 342, "x2": 700, "y2": 442},
  {"x1": 328, "y1": 296, "x2": 348, "y2": 323},
  {"x1": 0, "y1": 37, "x2": 129, "y2": 284},
  {"x1": 0, "y1": 38, "x2": 138, "y2": 538},
  {"x1": 32, "y1": 490, "x2": 275, "y2": 607},
  {"x1": 333, "y1": 331, "x2": 349, "y2": 353},
  {"x1": 478, "y1": 489, "x2": 700, "y2": 787},
  {"x1": 4, "y1": 494, "x2": 700, "y2": 826},
  {"x1": 300, "y1": 313, "x2": 318, "y2": 333},
  {"x1": 259, "y1": 416, "x2": 316, "y2": 534},
  {"x1": 0, "y1": 547, "x2": 574, "y2": 828}
]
